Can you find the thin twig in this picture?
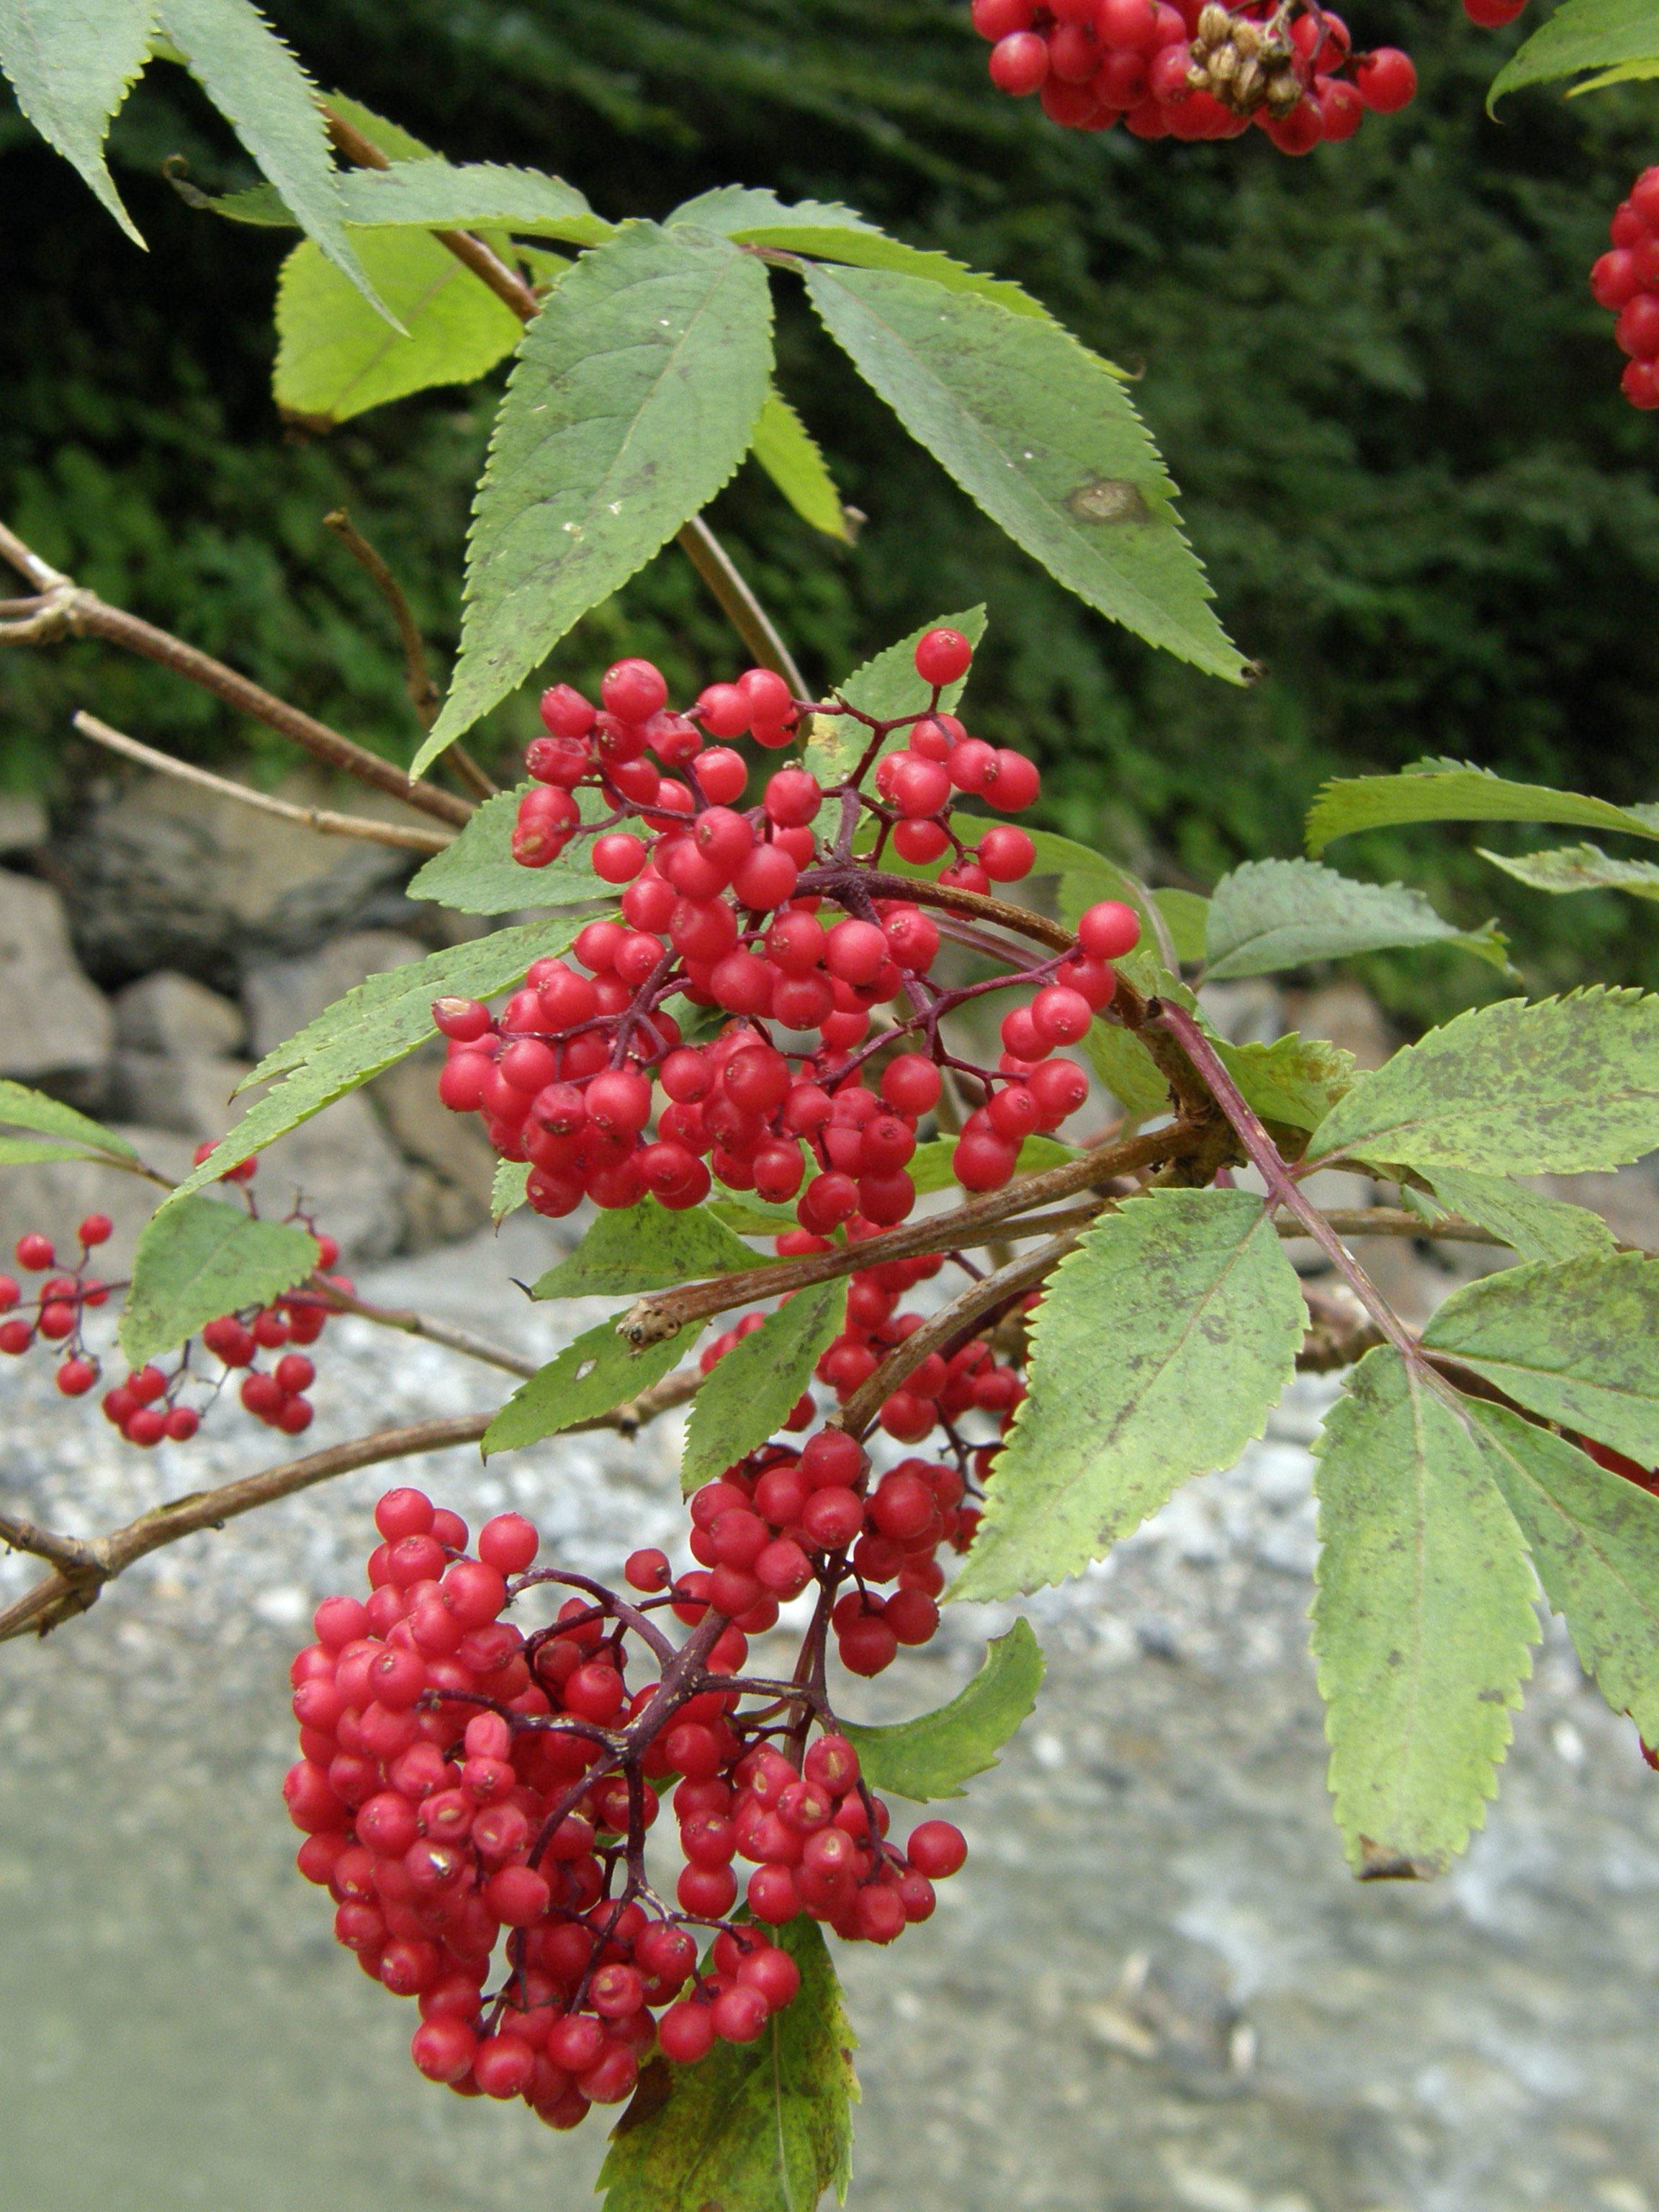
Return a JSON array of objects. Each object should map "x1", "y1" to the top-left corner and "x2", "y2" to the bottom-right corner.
[
  {"x1": 0, "y1": 522, "x2": 472, "y2": 830},
  {"x1": 838, "y1": 1233, "x2": 1080, "y2": 1442},
  {"x1": 621, "y1": 1122, "x2": 1203, "y2": 1345},
  {"x1": 71, "y1": 713, "x2": 454, "y2": 853},
  {"x1": 319, "y1": 106, "x2": 808, "y2": 700}
]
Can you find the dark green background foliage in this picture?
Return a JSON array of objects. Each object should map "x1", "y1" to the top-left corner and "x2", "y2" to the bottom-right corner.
[{"x1": 4, "y1": 0, "x2": 1659, "y2": 1012}]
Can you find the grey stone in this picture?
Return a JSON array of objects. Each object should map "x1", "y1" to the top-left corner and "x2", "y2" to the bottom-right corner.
[
  {"x1": 242, "y1": 930, "x2": 426, "y2": 1061},
  {"x1": 1197, "y1": 979, "x2": 1285, "y2": 1046},
  {"x1": 50, "y1": 769, "x2": 423, "y2": 989},
  {"x1": 1282, "y1": 980, "x2": 1397, "y2": 1069},
  {"x1": 105, "y1": 1053, "x2": 250, "y2": 1137},
  {"x1": 258, "y1": 1093, "x2": 409, "y2": 1264},
  {"x1": 113, "y1": 970, "x2": 244, "y2": 1057},
  {"x1": 371, "y1": 1055, "x2": 497, "y2": 1216},
  {"x1": 0, "y1": 869, "x2": 113, "y2": 1096},
  {"x1": 0, "y1": 796, "x2": 47, "y2": 853}
]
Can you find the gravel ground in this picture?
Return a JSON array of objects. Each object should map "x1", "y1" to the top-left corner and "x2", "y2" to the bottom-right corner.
[{"x1": 1, "y1": 1218, "x2": 1657, "y2": 2212}]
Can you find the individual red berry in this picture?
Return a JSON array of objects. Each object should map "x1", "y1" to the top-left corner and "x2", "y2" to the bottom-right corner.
[
  {"x1": 1077, "y1": 900, "x2": 1142, "y2": 961},
  {"x1": 14, "y1": 1232, "x2": 53, "y2": 1272},
  {"x1": 601, "y1": 657, "x2": 668, "y2": 722},
  {"x1": 659, "y1": 1999, "x2": 716, "y2": 2064},
  {"x1": 1353, "y1": 47, "x2": 1416, "y2": 112},
  {"x1": 77, "y1": 1213, "x2": 113, "y2": 1247},
  {"x1": 55, "y1": 1356, "x2": 97, "y2": 1396},
  {"x1": 914, "y1": 628, "x2": 974, "y2": 686},
  {"x1": 907, "y1": 1820, "x2": 968, "y2": 1879},
  {"x1": 989, "y1": 28, "x2": 1049, "y2": 91}
]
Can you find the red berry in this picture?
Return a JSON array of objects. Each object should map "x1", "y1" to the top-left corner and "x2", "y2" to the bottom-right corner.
[
  {"x1": 907, "y1": 1820, "x2": 968, "y2": 1879},
  {"x1": 1354, "y1": 47, "x2": 1416, "y2": 112},
  {"x1": 77, "y1": 1213, "x2": 113, "y2": 1247},
  {"x1": 14, "y1": 1233, "x2": 53, "y2": 1272},
  {"x1": 989, "y1": 28, "x2": 1049, "y2": 92}
]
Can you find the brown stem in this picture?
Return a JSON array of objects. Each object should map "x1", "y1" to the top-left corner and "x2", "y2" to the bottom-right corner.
[
  {"x1": 0, "y1": 523, "x2": 472, "y2": 830},
  {"x1": 71, "y1": 713, "x2": 454, "y2": 853},
  {"x1": 321, "y1": 510, "x2": 498, "y2": 801},
  {"x1": 320, "y1": 106, "x2": 807, "y2": 700},
  {"x1": 837, "y1": 1231, "x2": 1081, "y2": 1441},
  {"x1": 621, "y1": 1122, "x2": 1201, "y2": 1345}
]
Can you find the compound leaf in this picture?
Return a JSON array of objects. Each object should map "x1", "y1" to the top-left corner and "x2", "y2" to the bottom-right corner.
[
  {"x1": 670, "y1": 184, "x2": 1050, "y2": 320},
  {"x1": 952, "y1": 1188, "x2": 1305, "y2": 1600},
  {"x1": 1489, "y1": 0, "x2": 1659, "y2": 104},
  {"x1": 407, "y1": 784, "x2": 612, "y2": 915},
  {"x1": 121, "y1": 1194, "x2": 318, "y2": 1363},
  {"x1": 1421, "y1": 1252, "x2": 1659, "y2": 1466},
  {"x1": 416, "y1": 221, "x2": 773, "y2": 772},
  {"x1": 597, "y1": 1917, "x2": 856, "y2": 2212},
  {"x1": 165, "y1": 920, "x2": 584, "y2": 1205},
  {"x1": 1423, "y1": 1165, "x2": 1617, "y2": 1265},
  {"x1": 1479, "y1": 842, "x2": 1659, "y2": 903},
  {"x1": 155, "y1": 0, "x2": 385, "y2": 316},
  {"x1": 749, "y1": 386, "x2": 852, "y2": 539},
  {"x1": 801, "y1": 261, "x2": 1244, "y2": 682},
  {"x1": 680, "y1": 1279, "x2": 848, "y2": 1492},
  {"x1": 842, "y1": 1619, "x2": 1045, "y2": 1802},
  {"x1": 1310, "y1": 1347, "x2": 1537, "y2": 1878},
  {"x1": 483, "y1": 1313, "x2": 690, "y2": 1455},
  {"x1": 1466, "y1": 1401, "x2": 1659, "y2": 1742},
  {"x1": 0, "y1": 0, "x2": 154, "y2": 243},
  {"x1": 801, "y1": 607, "x2": 986, "y2": 784},
  {"x1": 0, "y1": 1079, "x2": 138, "y2": 1159},
  {"x1": 1307, "y1": 990, "x2": 1659, "y2": 1178},
  {"x1": 1306, "y1": 759, "x2": 1659, "y2": 855},
  {"x1": 531, "y1": 1201, "x2": 756, "y2": 1300},
  {"x1": 1205, "y1": 858, "x2": 1509, "y2": 980},
  {"x1": 274, "y1": 228, "x2": 526, "y2": 424}
]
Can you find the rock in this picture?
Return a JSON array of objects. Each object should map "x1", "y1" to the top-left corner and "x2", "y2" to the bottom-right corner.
[
  {"x1": 1280, "y1": 981, "x2": 1396, "y2": 1069},
  {"x1": 1196, "y1": 980, "x2": 1284, "y2": 1046},
  {"x1": 243, "y1": 930, "x2": 426, "y2": 1061},
  {"x1": 371, "y1": 1053, "x2": 497, "y2": 1219},
  {"x1": 0, "y1": 870, "x2": 114, "y2": 1100},
  {"x1": 49, "y1": 768, "x2": 427, "y2": 990},
  {"x1": 400, "y1": 1164, "x2": 492, "y2": 1251},
  {"x1": 0, "y1": 796, "x2": 47, "y2": 853},
  {"x1": 113, "y1": 971, "x2": 244, "y2": 1058},
  {"x1": 105, "y1": 1053, "x2": 250, "y2": 1137}
]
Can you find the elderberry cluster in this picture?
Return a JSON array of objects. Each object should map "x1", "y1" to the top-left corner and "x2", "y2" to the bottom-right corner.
[
  {"x1": 971, "y1": 0, "x2": 1416, "y2": 150},
  {"x1": 0, "y1": 1155, "x2": 345, "y2": 1447},
  {"x1": 286, "y1": 1485, "x2": 968, "y2": 2128},
  {"x1": 436, "y1": 630, "x2": 1145, "y2": 1229},
  {"x1": 1592, "y1": 168, "x2": 1659, "y2": 410}
]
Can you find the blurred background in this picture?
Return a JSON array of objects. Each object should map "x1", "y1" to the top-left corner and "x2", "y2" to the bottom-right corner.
[{"x1": 4, "y1": 0, "x2": 1659, "y2": 1022}]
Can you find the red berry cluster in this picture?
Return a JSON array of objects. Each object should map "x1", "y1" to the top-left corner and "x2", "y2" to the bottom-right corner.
[
  {"x1": 971, "y1": 0, "x2": 1415, "y2": 152},
  {"x1": 436, "y1": 631, "x2": 1144, "y2": 1231},
  {"x1": 1591, "y1": 168, "x2": 1659, "y2": 410},
  {"x1": 286, "y1": 1485, "x2": 968, "y2": 2128},
  {"x1": 0, "y1": 1156, "x2": 345, "y2": 1448},
  {"x1": 0, "y1": 1215, "x2": 114, "y2": 1399}
]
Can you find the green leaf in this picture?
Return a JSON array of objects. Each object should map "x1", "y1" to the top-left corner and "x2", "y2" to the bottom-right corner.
[
  {"x1": 1306, "y1": 989, "x2": 1659, "y2": 1178},
  {"x1": 909, "y1": 1133, "x2": 1078, "y2": 1196},
  {"x1": 482, "y1": 1313, "x2": 691, "y2": 1455},
  {"x1": 680, "y1": 1280, "x2": 848, "y2": 1492},
  {"x1": 1310, "y1": 1347, "x2": 1537, "y2": 1878},
  {"x1": 406, "y1": 784, "x2": 613, "y2": 915},
  {"x1": 1424, "y1": 1165, "x2": 1617, "y2": 1265},
  {"x1": 0, "y1": 1079, "x2": 138, "y2": 1159},
  {"x1": 1422, "y1": 1252, "x2": 1659, "y2": 1465},
  {"x1": 0, "y1": 0, "x2": 154, "y2": 244},
  {"x1": 1465, "y1": 1401, "x2": 1659, "y2": 1742},
  {"x1": 1081, "y1": 1019, "x2": 1171, "y2": 1116},
  {"x1": 749, "y1": 386, "x2": 852, "y2": 540},
  {"x1": 1305, "y1": 759, "x2": 1659, "y2": 856},
  {"x1": 953, "y1": 1189, "x2": 1305, "y2": 1600},
  {"x1": 595, "y1": 1917, "x2": 856, "y2": 2212},
  {"x1": 490, "y1": 1159, "x2": 529, "y2": 1223},
  {"x1": 1204, "y1": 858, "x2": 1509, "y2": 980},
  {"x1": 1479, "y1": 842, "x2": 1659, "y2": 903},
  {"x1": 801, "y1": 607, "x2": 986, "y2": 785},
  {"x1": 167, "y1": 920, "x2": 585, "y2": 1203},
  {"x1": 273, "y1": 230, "x2": 526, "y2": 425},
  {"x1": 120, "y1": 1194, "x2": 318, "y2": 1364},
  {"x1": 1218, "y1": 1032, "x2": 1359, "y2": 1134},
  {"x1": 670, "y1": 184, "x2": 1051, "y2": 321},
  {"x1": 531, "y1": 1201, "x2": 756, "y2": 1300},
  {"x1": 1568, "y1": 52, "x2": 1659, "y2": 87},
  {"x1": 212, "y1": 156, "x2": 610, "y2": 243},
  {"x1": 154, "y1": 0, "x2": 387, "y2": 319},
  {"x1": 417, "y1": 221, "x2": 774, "y2": 772},
  {"x1": 705, "y1": 1187, "x2": 804, "y2": 1236},
  {"x1": 801, "y1": 261, "x2": 1245, "y2": 683},
  {"x1": 1153, "y1": 888, "x2": 1211, "y2": 964},
  {"x1": 842, "y1": 1619, "x2": 1045, "y2": 1802},
  {"x1": 1488, "y1": 0, "x2": 1659, "y2": 104}
]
